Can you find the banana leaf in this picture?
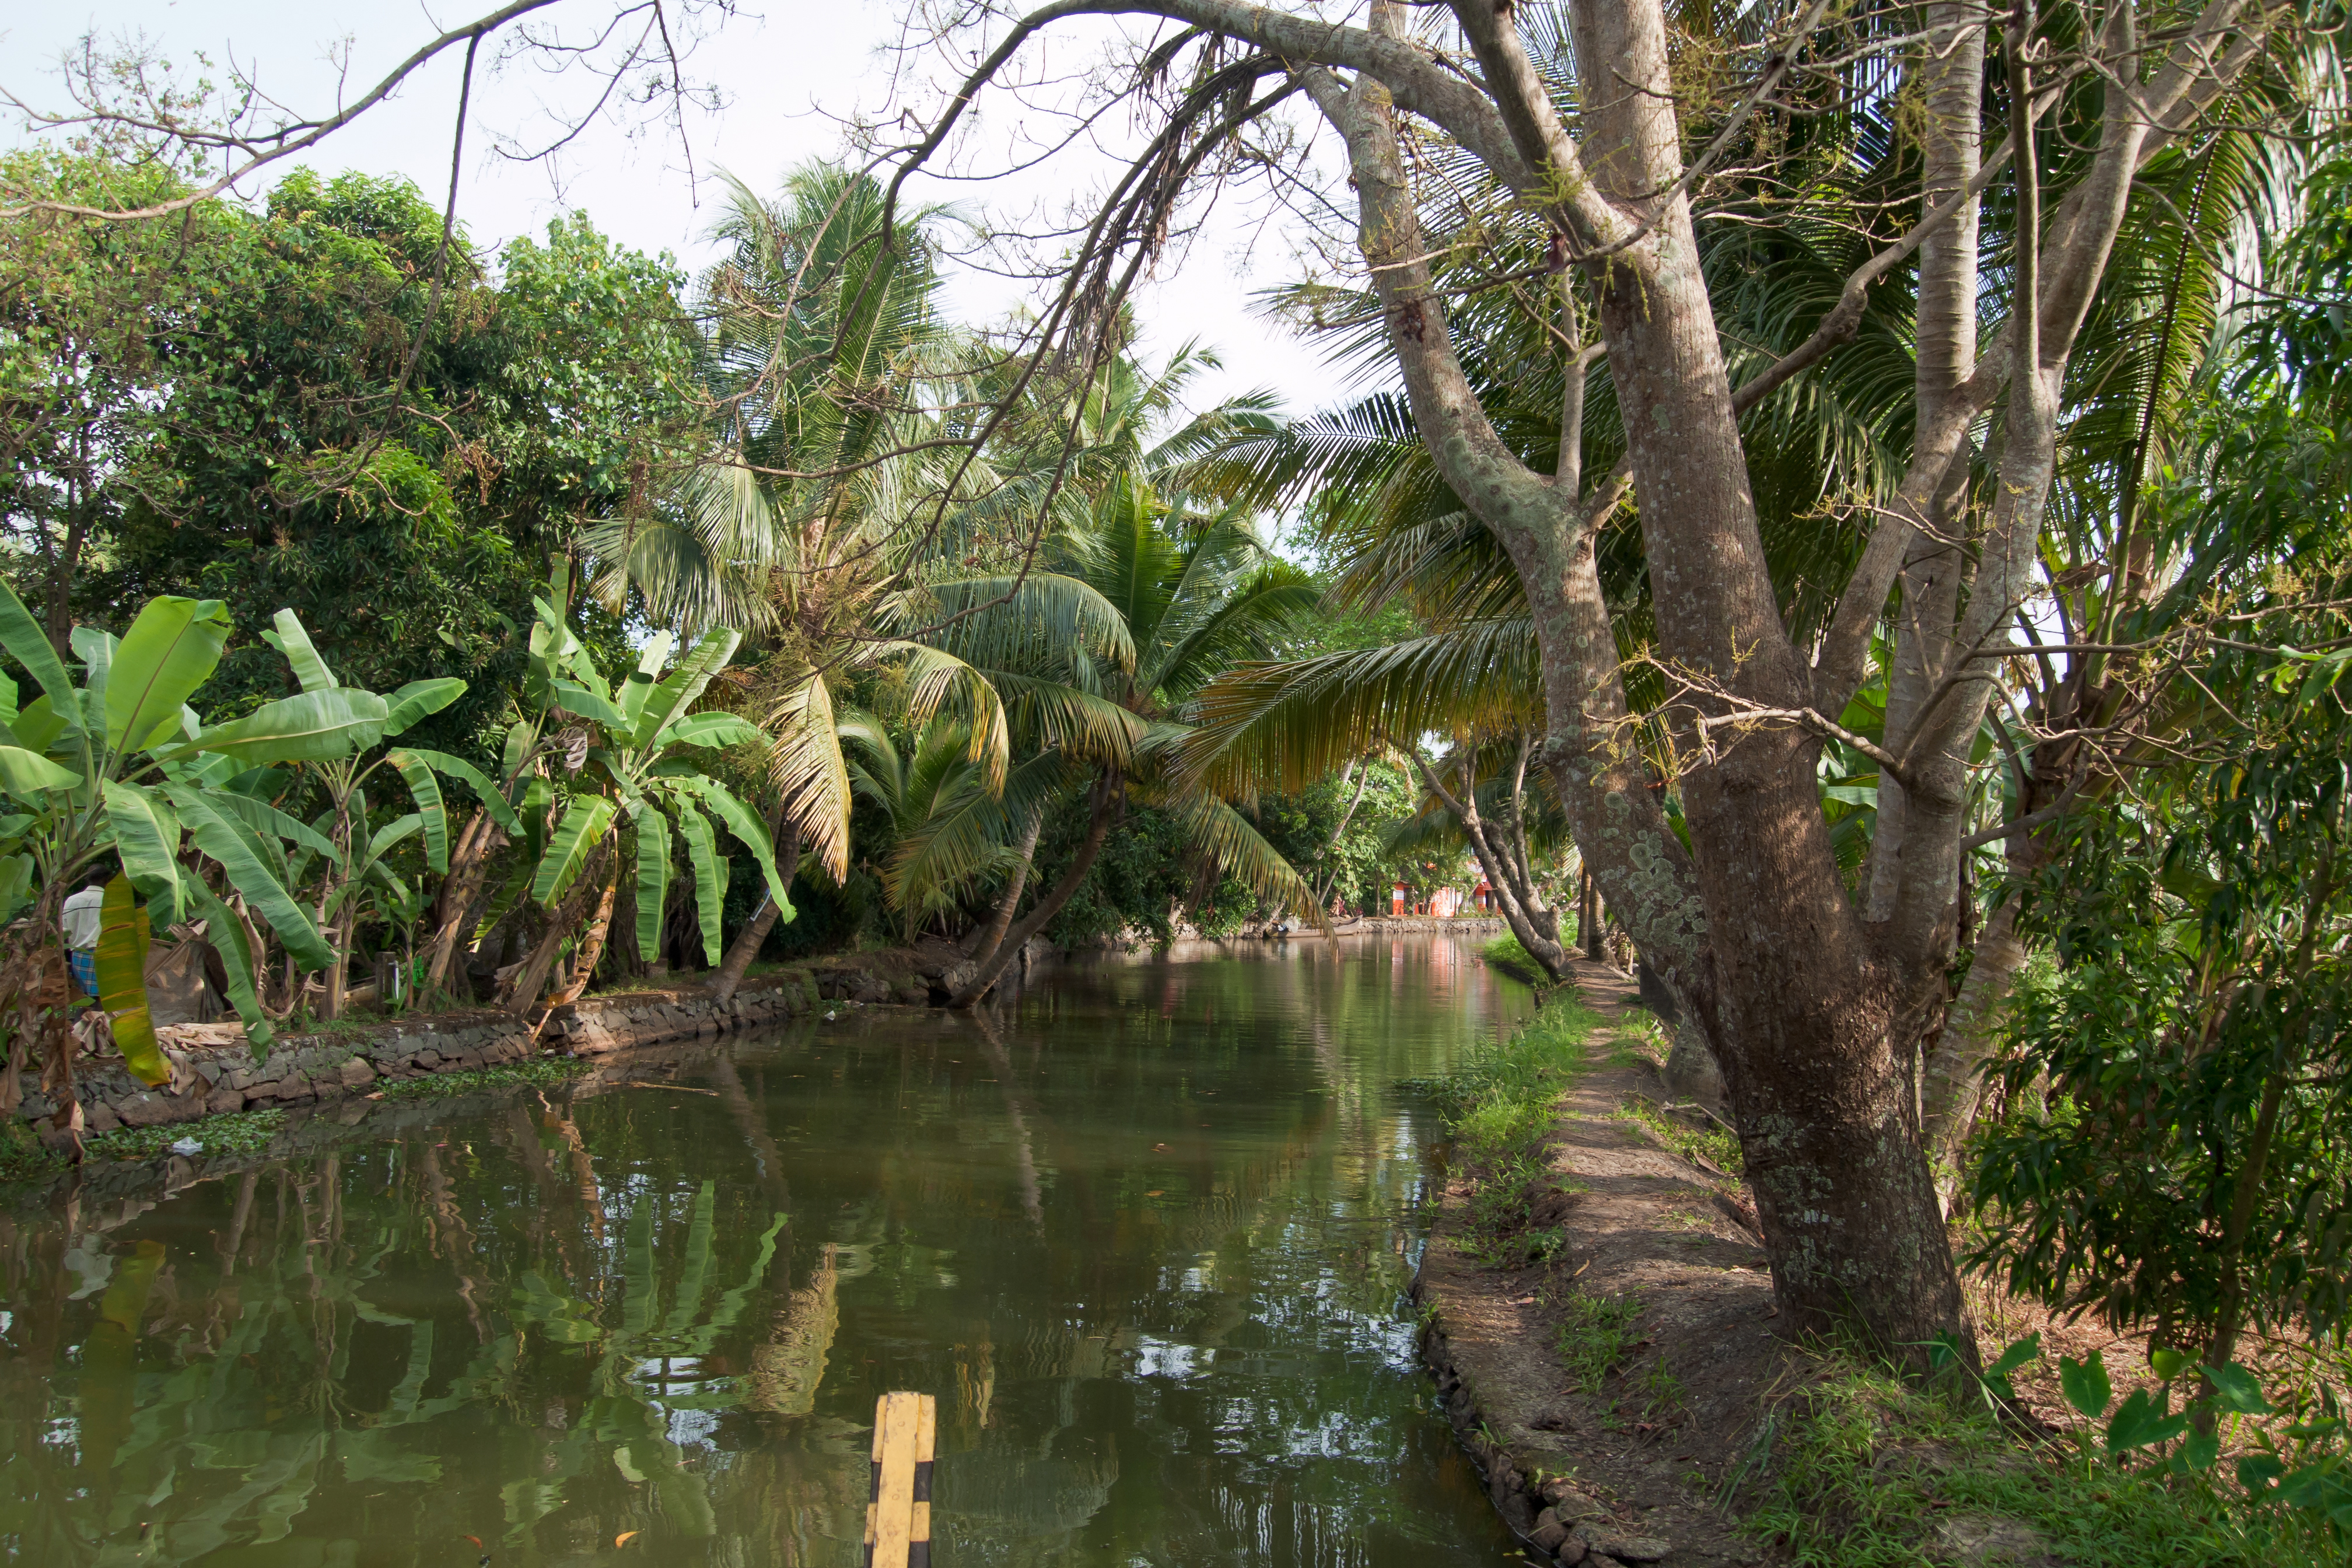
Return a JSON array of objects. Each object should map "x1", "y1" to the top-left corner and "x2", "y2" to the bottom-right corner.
[{"x1": 95, "y1": 876, "x2": 170, "y2": 1088}]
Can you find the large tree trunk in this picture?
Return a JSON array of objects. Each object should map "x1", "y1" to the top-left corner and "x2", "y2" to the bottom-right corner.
[
  {"x1": 1308, "y1": 5, "x2": 1970, "y2": 1356},
  {"x1": 965, "y1": 807, "x2": 1042, "y2": 970},
  {"x1": 949, "y1": 775, "x2": 1119, "y2": 1008},
  {"x1": 714, "y1": 822, "x2": 800, "y2": 1005}
]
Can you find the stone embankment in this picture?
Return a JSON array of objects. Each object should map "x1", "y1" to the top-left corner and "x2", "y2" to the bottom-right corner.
[{"x1": 8, "y1": 969, "x2": 829, "y2": 1143}]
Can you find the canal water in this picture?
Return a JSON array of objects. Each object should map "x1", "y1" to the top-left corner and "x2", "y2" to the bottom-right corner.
[{"x1": 0, "y1": 933, "x2": 1532, "y2": 1566}]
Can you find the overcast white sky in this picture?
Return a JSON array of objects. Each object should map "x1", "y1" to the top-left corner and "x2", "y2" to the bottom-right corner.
[{"x1": 2, "y1": 0, "x2": 1349, "y2": 422}]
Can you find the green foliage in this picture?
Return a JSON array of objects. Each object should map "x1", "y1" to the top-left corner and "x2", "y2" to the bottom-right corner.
[
  {"x1": 1744, "y1": 1354, "x2": 2337, "y2": 1568},
  {"x1": 1553, "y1": 1291, "x2": 1645, "y2": 1392},
  {"x1": 377, "y1": 1055, "x2": 593, "y2": 1101},
  {"x1": 1617, "y1": 1093, "x2": 1745, "y2": 1176},
  {"x1": 1967, "y1": 676, "x2": 2352, "y2": 1359},
  {"x1": 1404, "y1": 995, "x2": 1601, "y2": 1266},
  {"x1": 1482, "y1": 934, "x2": 1547, "y2": 988}
]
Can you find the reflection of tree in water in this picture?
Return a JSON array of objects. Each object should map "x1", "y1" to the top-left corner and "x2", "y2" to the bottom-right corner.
[
  {"x1": 0, "y1": 941, "x2": 1521, "y2": 1566},
  {"x1": 0, "y1": 1099, "x2": 872, "y2": 1567}
]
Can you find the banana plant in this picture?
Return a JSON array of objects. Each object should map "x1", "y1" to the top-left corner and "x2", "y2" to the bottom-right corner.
[
  {"x1": 0, "y1": 584, "x2": 342, "y2": 1135},
  {"x1": 496, "y1": 586, "x2": 792, "y2": 1019},
  {"x1": 244, "y1": 611, "x2": 466, "y2": 1019}
]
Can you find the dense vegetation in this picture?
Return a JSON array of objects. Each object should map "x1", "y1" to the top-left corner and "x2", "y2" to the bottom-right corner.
[{"x1": 5, "y1": 0, "x2": 2352, "y2": 1556}]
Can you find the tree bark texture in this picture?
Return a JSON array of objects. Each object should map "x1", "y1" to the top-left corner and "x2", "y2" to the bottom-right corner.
[
  {"x1": 499, "y1": 839, "x2": 618, "y2": 1021},
  {"x1": 965, "y1": 806, "x2": 1043, "y2": 970},
  {"x1": 943, "y1": 0, "x2": 2269, "y2": 1360}
]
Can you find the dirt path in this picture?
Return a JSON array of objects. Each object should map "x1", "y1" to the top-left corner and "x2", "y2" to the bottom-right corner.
[{"x1": 1415, "y1": 957, "x2": 1795, "y2": 1567}]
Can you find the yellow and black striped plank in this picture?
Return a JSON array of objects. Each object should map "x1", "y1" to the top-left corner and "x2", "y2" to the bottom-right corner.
[{"x1": 862, "y1": 1391, "x2": 936, "y2": 1568}]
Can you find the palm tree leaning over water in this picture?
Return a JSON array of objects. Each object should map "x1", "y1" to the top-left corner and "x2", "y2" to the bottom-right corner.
[{"x1": 907, "y1": 468, "x2": 1325, "y2": 1004}]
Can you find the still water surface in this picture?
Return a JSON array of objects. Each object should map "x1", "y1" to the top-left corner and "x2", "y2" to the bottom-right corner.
[{"x1": 1, "y1": 933, "x2": 1531, "y2": 1566}]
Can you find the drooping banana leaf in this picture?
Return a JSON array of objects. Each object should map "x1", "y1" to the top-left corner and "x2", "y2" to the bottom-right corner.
[
  {"x1": 101, "y1": 781, "x2": 185, "y2": 928},
  {"x1": 169, "y1": 788, "x2": 335, "y2": 972},
  {"x1": 664, "y1": 775, "x2": 791, "y2": 915},
  {"x1": 388, "y1": 748, "x2": 523, "y2": 838},
  {"x1": 673, "y1": 804, "x2": 726, "y2": 965},
  {"x1": 186, "y1": 880, "x2": 274, "y2": 1055},
  {"x1": 95, "y1": 876, "x2": 170, "y2": 1088},
  {"x1": 633, "y1": 807, "x2": 672, "y2": 964},
  {"x1": 530, "y1": 796, "x2": 617, "y2": 905},
  {"x1": 385, "y1": 754, "x2": 449, "y2": 873}
]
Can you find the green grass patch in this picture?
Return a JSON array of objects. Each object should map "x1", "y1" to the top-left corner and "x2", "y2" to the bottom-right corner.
[
  {"x1": 380, "y1": 1056, "x2": 594, "y2": 1101},
  {"x1": 1555, "y1": 1290, "x2": 1644, "y2": 1392},
  {"x1": 1619, "y1": 1093, "x2": 1745, "y2": 1174},
  {"x1": 1405, "y1": 995, "x2": 1603, "y2": 1266},
  {"x1": 1480, "y1": 934, "x2": 1550, "y2": 988},
  {"x1": 1741, "y1": 1355, "x2": 2341, "y2": 1567}
]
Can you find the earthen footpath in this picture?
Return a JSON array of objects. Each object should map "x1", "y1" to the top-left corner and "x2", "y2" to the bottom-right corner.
[{"x1": 1416, "y1": 957, "x2": 1796, "y2": 1567}]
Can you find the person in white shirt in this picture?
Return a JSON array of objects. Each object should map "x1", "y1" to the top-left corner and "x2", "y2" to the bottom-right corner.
[{"x1": 61, "y1": 882, "x2": 105, "y2": 1002}]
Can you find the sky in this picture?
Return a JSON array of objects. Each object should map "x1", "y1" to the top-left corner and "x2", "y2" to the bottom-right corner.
[{"x1": 1, "y1": 0, "x2": 1350, "y2": 424}]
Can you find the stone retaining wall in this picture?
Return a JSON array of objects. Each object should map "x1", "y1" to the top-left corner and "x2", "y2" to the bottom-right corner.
[{"x1": 9, "y1": 969, "x2": 826, "y2": 1140}]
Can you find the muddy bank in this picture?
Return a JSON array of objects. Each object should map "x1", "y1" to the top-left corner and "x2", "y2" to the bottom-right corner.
[
  {"x1": 6, "y1": 969, "x2": 829, "y2": 1153},
  {"x1": 1412, "y1": 958, "x2": 1793, "y2": 1568}
]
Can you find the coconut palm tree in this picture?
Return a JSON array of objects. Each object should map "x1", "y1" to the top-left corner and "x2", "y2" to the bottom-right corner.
[{"x1": 909, "y1": 472, "x2": 1322, "y2": 1003}]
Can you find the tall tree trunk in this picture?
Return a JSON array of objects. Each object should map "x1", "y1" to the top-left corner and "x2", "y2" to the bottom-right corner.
[
  {"x1": 499, "y1": 841, "x2": 618, "y2": 1022},
  {"x1": 1308, "y1": 8, "x2": 1971, "y2": 1357},
  {"x1": 714, "y1": 822, "x2": 800, "y2": 1005},
  {"x1": 950, "y1": 775, "x2": 1119, "y2": 1008},
  {"x1": 965, "y1": 807, "x2": 1042, "y2": 970}
]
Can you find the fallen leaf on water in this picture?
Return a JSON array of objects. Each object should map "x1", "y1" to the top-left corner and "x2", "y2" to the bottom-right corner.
[{"x1": 615, "y1": 1531, "x2": 640, "y2": 1548}]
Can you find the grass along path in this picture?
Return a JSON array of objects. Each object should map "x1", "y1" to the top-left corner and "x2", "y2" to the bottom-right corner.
[{"x1": 1412, "y1": 960, "x2": 2342, "y2": 1567}]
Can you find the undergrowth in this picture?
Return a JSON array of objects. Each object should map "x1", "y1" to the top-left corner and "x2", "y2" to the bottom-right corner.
[
  {"x1": 1619, "y1": 1093, "x2": 1745, "y2": 1174},
  {"x1": 1404, "y1": 995, "x2": 1601, "y2": 1266},
  {"x1": 1741, "y1": 1354, "x2": 2343, "y2": 1567},
  {"x1": 379, "y1": 1057, "x2": 594, "y2": 1100},
  {"x1": 1556, "y1": 1290, "x2": 1644, "y2": 1392},
  {"x1": 1479, "y1": 934, "x2": 1550, "y2": 988}
]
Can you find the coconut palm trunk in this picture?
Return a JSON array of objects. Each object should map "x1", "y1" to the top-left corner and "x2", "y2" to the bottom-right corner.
[
  {"x1": 714, "y1": 821, "x2": 800, "y2": 1004},
  {"x1": 950, "y1": 775, "x2": 1119, "y2": 1009},
  {"x1": 965, "y1": 806, "x2": 1044, "y2": 970}
]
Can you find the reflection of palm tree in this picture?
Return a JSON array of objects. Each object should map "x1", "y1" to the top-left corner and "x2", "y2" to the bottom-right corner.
[{"x1": 746, "y1": 1242, "x2": 838, "y2": 1417}]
